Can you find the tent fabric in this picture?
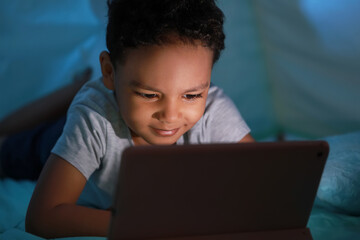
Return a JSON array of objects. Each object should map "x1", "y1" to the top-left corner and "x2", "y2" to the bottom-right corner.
[
  {"x1": 1, "y1": 0, "x2": 359, "y2": 139},
  {"x1": 212, "y1": 1, "x2": 277, "y2": 139},
  {"x1": 0, "y1": 0, "x2": 107, "y2": 124},
  {"x1": 252, "y1": 0, "x2": 360, "y2": 138}
]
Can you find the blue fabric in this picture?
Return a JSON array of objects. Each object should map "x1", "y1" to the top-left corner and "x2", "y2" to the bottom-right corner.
[
  {"x1": 308, "y1": 207, "x2": 360, "y2": 240},
  {"x1": 0, "y1": 0, "x2": 107, "y2": 122},
  {"x1": 1, "y1": 132, "x2": 360, "y2": 239},
  {"x1": 0, "y1": 177, "x2": 359, "y2": 240},
  {"x1": 0, "y1": 179, "x2": 106, "y2": 239},
  {"x1": 316, "y1": 131, "x2": 360, "y2": 215},
  {"x1": 0, "y1": 117, "x2": 66, "y2": 180}
]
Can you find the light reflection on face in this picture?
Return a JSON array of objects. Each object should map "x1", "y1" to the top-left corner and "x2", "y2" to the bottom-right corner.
[{"x1": 111, "y1": 44, "x2": 213, "y2": 145}]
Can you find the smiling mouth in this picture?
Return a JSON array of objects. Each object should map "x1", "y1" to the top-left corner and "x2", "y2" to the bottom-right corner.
[{"x1": 151, "y1": 127, "x2": 180, "y2": 137}]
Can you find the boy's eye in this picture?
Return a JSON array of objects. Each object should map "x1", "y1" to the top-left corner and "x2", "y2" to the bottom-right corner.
[
  {"x1": 135, "y1": 92, "x2": 158, "y2": 99},
  {"x1": 183, "y1": 94, "x2": 203, "y2": 100}
]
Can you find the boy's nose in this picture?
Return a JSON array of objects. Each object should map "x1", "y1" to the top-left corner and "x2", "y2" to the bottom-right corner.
[{"x1": 158, "y1": 100, "x2": 181, "y2": 124}]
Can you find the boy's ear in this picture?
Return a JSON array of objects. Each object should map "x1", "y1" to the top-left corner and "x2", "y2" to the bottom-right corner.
[{"x1": 99, "y1": 51, "x2": 115, "y2": 90}]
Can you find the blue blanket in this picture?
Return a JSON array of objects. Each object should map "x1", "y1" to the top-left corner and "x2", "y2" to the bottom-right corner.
[
  {"x1": 0, "y1": 178, "x2": 104, "y2": 240},
  {"x1": 1, "y1": 179, "x2": 360, "y2": 240},
  {"x1": 1, "y1": 132, "x2": 360, "y2": 239}
]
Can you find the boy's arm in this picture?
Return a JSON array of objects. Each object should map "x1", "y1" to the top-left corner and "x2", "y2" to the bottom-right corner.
[
  {"x1": 26, "y1": 154, "x2": 111, "y2": 238},
  {"x1": 239, "y1": 133, "x2": 255, "y2": 143}
]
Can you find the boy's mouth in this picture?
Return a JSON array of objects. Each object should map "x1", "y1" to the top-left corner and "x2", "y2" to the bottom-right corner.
[{"x1": 151, "y1": 127, "x2": 180, "y2": 137}]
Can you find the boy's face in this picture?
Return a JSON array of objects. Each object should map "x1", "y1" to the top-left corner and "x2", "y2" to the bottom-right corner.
[{"x1": 101, "y1": 43, "x2": 213, "y2": 145}]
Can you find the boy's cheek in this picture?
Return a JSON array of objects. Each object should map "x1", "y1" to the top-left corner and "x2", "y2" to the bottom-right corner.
[
  {"x1": 118, "y1": 95, "x2": 143, "y2": 114},
  {"x1": 186, "y1": 106, "x2": 206, "y2": 124},
  {"x1": 125, "y1": 104, "x2": 153, "y2": 123}
]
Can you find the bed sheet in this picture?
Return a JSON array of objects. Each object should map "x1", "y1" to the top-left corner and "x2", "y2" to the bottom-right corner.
[
  {"x1": 0, "y1": 179, "x2": 104, "y2": 240},
  {"x1": 1, "y1": 178, "x2": 360, "y2": 240}
]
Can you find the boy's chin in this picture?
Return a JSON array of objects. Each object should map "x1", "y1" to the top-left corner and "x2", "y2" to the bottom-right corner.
[
  {"x1": 131, "y1": 131, "x2": 177, "y2": 146},
  {"x1": 147, "y1": 139, "x2": 178, "y2": 146},
  {"x1": 142, "y1": 136, "x2": 179, "y2": 146}
]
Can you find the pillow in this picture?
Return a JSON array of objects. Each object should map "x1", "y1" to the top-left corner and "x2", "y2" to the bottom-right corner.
[{"x1": 315, "y1": 131, "x2": 360, "y2": 215}]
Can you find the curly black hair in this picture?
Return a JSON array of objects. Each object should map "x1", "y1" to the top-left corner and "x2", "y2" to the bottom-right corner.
[{"x1": 106, "y1": 0, "x2": 225, "y2": 66}]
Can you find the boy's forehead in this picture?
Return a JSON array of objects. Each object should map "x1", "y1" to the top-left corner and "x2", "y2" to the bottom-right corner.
[
  {"x1": 114, "y1": 43, "x2": 213, "y2": 91},
  {"x1": 116, "y1": 42, "x2": 212, "y2": 71},
  {"x1": 116, "y1": 40, "x2": 214, "y2": 66}
]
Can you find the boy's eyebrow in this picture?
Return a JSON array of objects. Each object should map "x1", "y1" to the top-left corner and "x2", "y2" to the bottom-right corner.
[
  {"x1": 129, "y1": 80, "x2": 159, "y2": 92},
  {"x1": 183, "y1": 82, "x2": 210, "y2": 93},
  {"x1": 129, "y1": 80, "x2": 210, "y2": 93}
]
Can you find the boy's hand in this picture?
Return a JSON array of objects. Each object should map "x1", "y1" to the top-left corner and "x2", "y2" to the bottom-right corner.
[
  {"x1": 239, "y1": 133, "x2": 255, "y2": 143},
  {"x1": 26, "y1": 154, "x2": 111, "y2": 238}
]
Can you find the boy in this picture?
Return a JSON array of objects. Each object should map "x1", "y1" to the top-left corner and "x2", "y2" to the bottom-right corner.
[{"x1": 3, "y1": 0, "x2": 254, "y2": 238}]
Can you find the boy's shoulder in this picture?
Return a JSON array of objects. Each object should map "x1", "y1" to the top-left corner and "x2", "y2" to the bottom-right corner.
[
  {"x1": 68, "y1": 77, "x2": 119, "y2": 120},
  {"x1": 65, "y1": 76, "x2": 130, "y2": 140},
  {"x1": 63, "y1": 77, "x2": 130, "y2": 139},
  {"x1": 205, "y1": 83, "x2": 232, "y2": 110}
]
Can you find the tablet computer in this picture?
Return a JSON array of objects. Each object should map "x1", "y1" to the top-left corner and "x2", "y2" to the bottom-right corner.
[{"x1": 108, "y1": 141, "x2": 329, "y2": 240}]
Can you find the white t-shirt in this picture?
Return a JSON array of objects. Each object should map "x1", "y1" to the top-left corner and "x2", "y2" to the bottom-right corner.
[{"x1": 52, "y1": 77, "x2": 250, "y2": 209}]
